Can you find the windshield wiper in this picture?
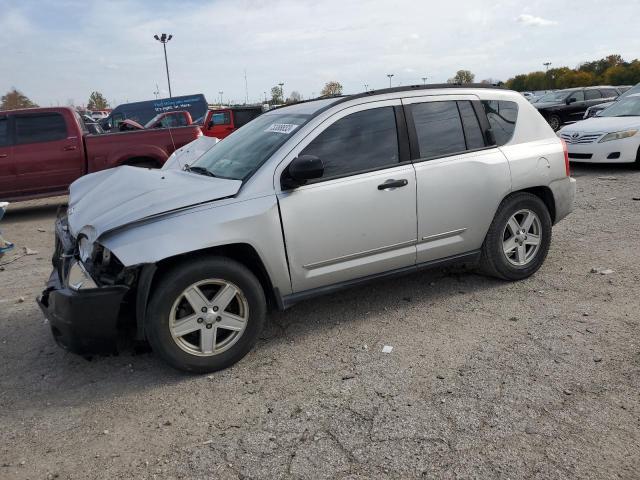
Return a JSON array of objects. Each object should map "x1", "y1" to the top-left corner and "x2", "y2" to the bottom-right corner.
[{"x1": 183, "y1": 165, "x2": 217, "y2": 178}]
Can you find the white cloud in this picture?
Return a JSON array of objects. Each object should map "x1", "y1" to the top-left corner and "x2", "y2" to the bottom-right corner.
[{"x1": 516, "y1": 14, "x2": 558, "y2": 27}]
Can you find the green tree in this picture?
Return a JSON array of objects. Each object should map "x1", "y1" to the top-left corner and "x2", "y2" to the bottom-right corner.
[
  {"x1": 1, "y1": 88, "x2": 38, "y2": 110},
  {"x1": 87, "y1": 91, "x2": 109, "y2": 110},
  {"x1": 320, "y1": 81, "x2": 343, "y2": 96},
  {"x1": 270, "y1": 86, "x2": 283, "y2": 104},
  {"x1": 447, "y1": 70, "x2": 475, "y2": 84}
]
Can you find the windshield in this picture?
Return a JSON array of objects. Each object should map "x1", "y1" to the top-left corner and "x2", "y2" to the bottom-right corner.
[
  {"x1": 537, "y1": 91, "x2": 573, "y2": 103},
  {"x1": 617, "y1": 83, "x2": 640, "y2": 101},
  {"x1": 190, "y1": 113, "x2": 310, "y2": 180},
  {"x1": 144, "y1": 114, "x2": 163, "y2": 128},
  {"x1": 599, "y1": 95, "x2": 640, "y2": 117}
]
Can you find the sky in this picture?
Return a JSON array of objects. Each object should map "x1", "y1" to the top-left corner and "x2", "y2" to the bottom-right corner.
[{"x1": 1, "y1": 0, "x2": 639, "y2": 107}]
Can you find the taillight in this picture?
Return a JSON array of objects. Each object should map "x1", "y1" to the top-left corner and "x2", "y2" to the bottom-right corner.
[{"x1": 561, "y1": 138, "x2": 570, "y2": 176}]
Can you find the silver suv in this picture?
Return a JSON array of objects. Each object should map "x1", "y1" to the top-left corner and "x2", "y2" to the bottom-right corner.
[{"x1": 38, "y1": 85, "x2": 576, "y2": 372}]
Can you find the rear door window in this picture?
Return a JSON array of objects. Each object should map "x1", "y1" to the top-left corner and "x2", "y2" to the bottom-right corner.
[
  {"x1": 409, "y1": 101, "x2": 466, "y2": 158},
  {"x1": 15, "y1": 113, "x2": 67, "y2": 144},
  {"x1": 585, "y1": 90, "x2": 601, "y2": 101},
  {"x1": 300, "y1": 106, "x2": 399, "y2": 180},
  {"x1": 211, "y1": 112, "x2": 231, "y2": 125},
  {"x1": 0, "y1": 117, "x2": 8, "y2": 146},
  {"x1": 600, "y1": 89, "x2": 618, "y2": 98},
  {"x1": 457, "y1": 101, "x2": 485, "y2": 150},
  {"x1": 482, "y1": 100, "x2": 518, "y2": 146}
]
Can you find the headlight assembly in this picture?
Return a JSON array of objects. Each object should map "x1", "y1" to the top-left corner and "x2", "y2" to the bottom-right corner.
[
  {"x1": 599, "y1": 129, "x2": 638, "y2": 143},
  {"x1": 67, "y1": 260, "x2": 98, "y2": 290},
  {"x1": 78, "y1": 236, "x2": 93, "y2": 262}
]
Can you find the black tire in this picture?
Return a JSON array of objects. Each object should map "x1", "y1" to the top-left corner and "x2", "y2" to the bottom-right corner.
[
  {"x1": 480, "y1": 192, "x2": 552, "y2": 281},
  {"x1": 547, "y1": 115, "x2": 562, "y2": 131},
  {"x1": 146, "y1": 256, "x2": 266, "y2": 373}
]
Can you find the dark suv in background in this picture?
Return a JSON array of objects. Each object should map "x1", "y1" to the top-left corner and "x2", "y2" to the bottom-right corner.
[{"x1": 534, "y1": 86, "x2": 621, "y2": 130}]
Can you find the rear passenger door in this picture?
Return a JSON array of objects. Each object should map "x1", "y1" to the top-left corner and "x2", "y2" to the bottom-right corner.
[
  {"x1": 402, "y1": 96, "x2": 511, "y2": 264},
  {"x1": 12, "y1": 112, "x2": 84, "y2": 195}
]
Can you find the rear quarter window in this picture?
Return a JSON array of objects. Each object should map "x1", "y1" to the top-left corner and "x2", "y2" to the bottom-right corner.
[{"x1": 482, "y1": 100, "x2": 518, "y2": 146}]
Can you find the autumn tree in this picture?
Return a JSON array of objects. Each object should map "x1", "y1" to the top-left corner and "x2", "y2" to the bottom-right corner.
[
  {"x1": 0, "y1": 88, "x2": 38, "y2": 110},
  {"x1": 320, "y1": 81, "x2": 343, "y2": 96},
  {"x1": 87, "y1": 91, "x2": 109, "y2": 110},
  {"x1": 447, "y1": 70, "x2": 475, "y2": 84}
]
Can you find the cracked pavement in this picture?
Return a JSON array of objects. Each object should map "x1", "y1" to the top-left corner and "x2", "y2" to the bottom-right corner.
[{"x1": 1, "y1": 164, "x2": 639, "y2": 479}]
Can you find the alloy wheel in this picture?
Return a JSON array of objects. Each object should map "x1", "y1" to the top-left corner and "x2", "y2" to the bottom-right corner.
[{"x1": 502, "y1": 209, "x2": 542, "y2": 266}]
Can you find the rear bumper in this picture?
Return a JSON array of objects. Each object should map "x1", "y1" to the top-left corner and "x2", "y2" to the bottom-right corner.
[
  {"x1": 549, "y1": 176, "x2": 576, "y2": 224},
  {"x1": 37, "y1": 270, "x2": 129, "y2": 355}
]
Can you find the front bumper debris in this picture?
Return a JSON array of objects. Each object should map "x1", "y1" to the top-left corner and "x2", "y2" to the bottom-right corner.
[{"x1": 37, "y1": 216, "x2": 129, "y2": 355}]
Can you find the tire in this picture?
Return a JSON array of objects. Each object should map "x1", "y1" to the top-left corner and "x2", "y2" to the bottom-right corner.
[
  {"x1": 480, "y1": 192, "x2": 552, "y2": 281},
  {"x1": 547, "y1": 115, "x2": 562, "y2": 131},
  {"x1": 127, "y1": 159, "x2": 159, "y2": 169},
  {"x1": 146, "y1": 256, "x2": 266, "y2": 373}
]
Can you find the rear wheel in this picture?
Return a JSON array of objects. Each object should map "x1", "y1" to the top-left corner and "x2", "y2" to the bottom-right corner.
[
  {"x1": 547, "y1": 115, "x2": 562, "y2": 131},
  {"x1": 480, "y1": 193, "x2": 552, "y2": 281},
  {"x1": 146, "y1": 257, "x2": 266, "y2": 373}
]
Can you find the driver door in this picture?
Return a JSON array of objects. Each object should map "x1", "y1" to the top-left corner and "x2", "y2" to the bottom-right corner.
[{"x1": 276, "y1": 101, "x2": 418, "y2": 293}]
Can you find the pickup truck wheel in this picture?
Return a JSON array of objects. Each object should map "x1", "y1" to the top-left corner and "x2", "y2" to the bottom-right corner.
[
  {"x1": 547, "y1": 115, "x2": 562, "y2": 131},
  {"x1": 146, "y1": 257, "x2": 266, "y2": 373},
  {"x1": 480, "y1": 192, "x2": 552, "y2": 281}
]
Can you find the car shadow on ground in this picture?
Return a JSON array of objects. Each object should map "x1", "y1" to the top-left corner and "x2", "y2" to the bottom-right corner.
[{"x1": 3, "y1": 263, "x2": 509, "y2": 412}]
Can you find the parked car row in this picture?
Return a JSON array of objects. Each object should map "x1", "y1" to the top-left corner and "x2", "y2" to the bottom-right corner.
[{"x1": 559, "y1": 92, "x2": 640, "y2": 166}]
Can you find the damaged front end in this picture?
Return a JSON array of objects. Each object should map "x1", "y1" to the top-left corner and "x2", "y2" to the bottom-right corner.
[{"x1": 37, "y1": 215, "x2": 139, "y2": 354}]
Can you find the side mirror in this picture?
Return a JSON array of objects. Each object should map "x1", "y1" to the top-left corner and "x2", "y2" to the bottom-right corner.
[
  {"x1": 208, "y1": 121, "x2": 215, "y2": 128},
  {"x1": 566, "y1": 97, "x2": 576, "y2": 105},
  {"x1": 282, "y1": 155, "x2": 324, "y2": 189}
]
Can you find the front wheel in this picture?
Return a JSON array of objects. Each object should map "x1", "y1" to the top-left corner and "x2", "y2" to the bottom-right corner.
[
  {"x1": 146, "y1": 257, "x2": 266, "y2": 373},
  {"x1": 480, "y1": 193, "x2": 552, "y2": 281}
]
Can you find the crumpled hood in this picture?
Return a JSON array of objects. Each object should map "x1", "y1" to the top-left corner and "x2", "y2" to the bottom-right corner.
[
  {"x1": 559, "y1": 116, "x2": 640, "y2": 134},
  {"x1": 67, "y1": 166, "x2": 242, "y2": 240}
]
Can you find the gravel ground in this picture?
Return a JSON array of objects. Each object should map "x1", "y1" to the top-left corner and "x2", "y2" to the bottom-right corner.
[{"x1": 1, "y1": 164, "x2": 639, "y2": 480}]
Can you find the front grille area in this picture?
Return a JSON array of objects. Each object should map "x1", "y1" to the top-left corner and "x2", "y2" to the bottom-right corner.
[{"x1": 560, "y1": 132, "x2": 603, "y2": 144}]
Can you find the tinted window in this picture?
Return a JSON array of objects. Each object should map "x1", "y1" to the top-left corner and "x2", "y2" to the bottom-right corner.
[
  {"x1": 410, "y1": 101, "x2": 466, "y2": 158},
  {"x1": 15, "y1": 113, "x2": 67, "y2": 145},
  {"x1": 600, "y1": 89, "x2": 617, "y2": 98},
  {"x1": 0, "y1": 117, "x2": 8, "y2": 147},
  {"x1": 585, "y1": 90, "x2": 601, "y2": 100},
  {"x1": 233, "y1": 110, "x2": 261, "y2": 128},
  {"x1": 482, "y1": 100, "x2": 518, "y2": 146},
  {"x1": 300, "y1": 107, "x2": 399, "y2": 179},
  {"x1": 567, "y1": 91, "x2": 584, "y2": 102},
  {"x1": 457, "y1": 101, "x2": 485, "y2": 150}
]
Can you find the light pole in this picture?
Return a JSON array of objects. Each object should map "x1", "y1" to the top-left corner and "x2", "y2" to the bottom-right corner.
[
  {"x1": 278, "y1": 82, "x2": 284, "y2": 103},
  {"x1": 421, "y1": 76, "x2": 428, "y2": 85},
  {"x1": 543, "y1": 62, "x2": 552, "y2": 90},
  {"x1": 153, "y1": 33, "x2": 173, "y2": 98},
  {"x1": 386, "y1": 74, "x2": 394, "y2": 88},
  {"x1": 218, "y1": 91, "x2": 223, "y2": 105},
  {"x1": 364, "y1": 83, "x2": 369, "y2": 92}
]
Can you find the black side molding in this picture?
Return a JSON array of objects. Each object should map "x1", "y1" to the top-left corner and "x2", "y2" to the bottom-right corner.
[{"x1": 278, "y1": 250, "x2": 481, "y2": 310}]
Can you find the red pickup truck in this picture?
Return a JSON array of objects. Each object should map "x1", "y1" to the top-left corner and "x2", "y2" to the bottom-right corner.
[
  {"x1": 200, "y1": 106, "x2": 263, "y2": 139},
  {"x1": 0, "y1": 107, "x2": 201, "y2": 201}
]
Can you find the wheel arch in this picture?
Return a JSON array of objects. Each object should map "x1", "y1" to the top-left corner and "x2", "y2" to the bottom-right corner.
[
  {"x1": 135, "y1": 243, "x2": 279, "y2": 341},
  {"x1": 515, "y1": 186, "x2": 556, "y2": 223}
]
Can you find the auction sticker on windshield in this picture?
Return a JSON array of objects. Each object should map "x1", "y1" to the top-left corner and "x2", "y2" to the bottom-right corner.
[{"x1": 265, "y1": 123, "x2": 299, "y2": 134}]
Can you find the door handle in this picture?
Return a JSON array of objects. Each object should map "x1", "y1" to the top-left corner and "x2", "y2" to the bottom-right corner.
[
  {"x1": 63, "y1": 145, "x2": 77, "y2": 151},
  {"x1": 378, "y1": 179, "x2": 408, "y2": 190}
]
